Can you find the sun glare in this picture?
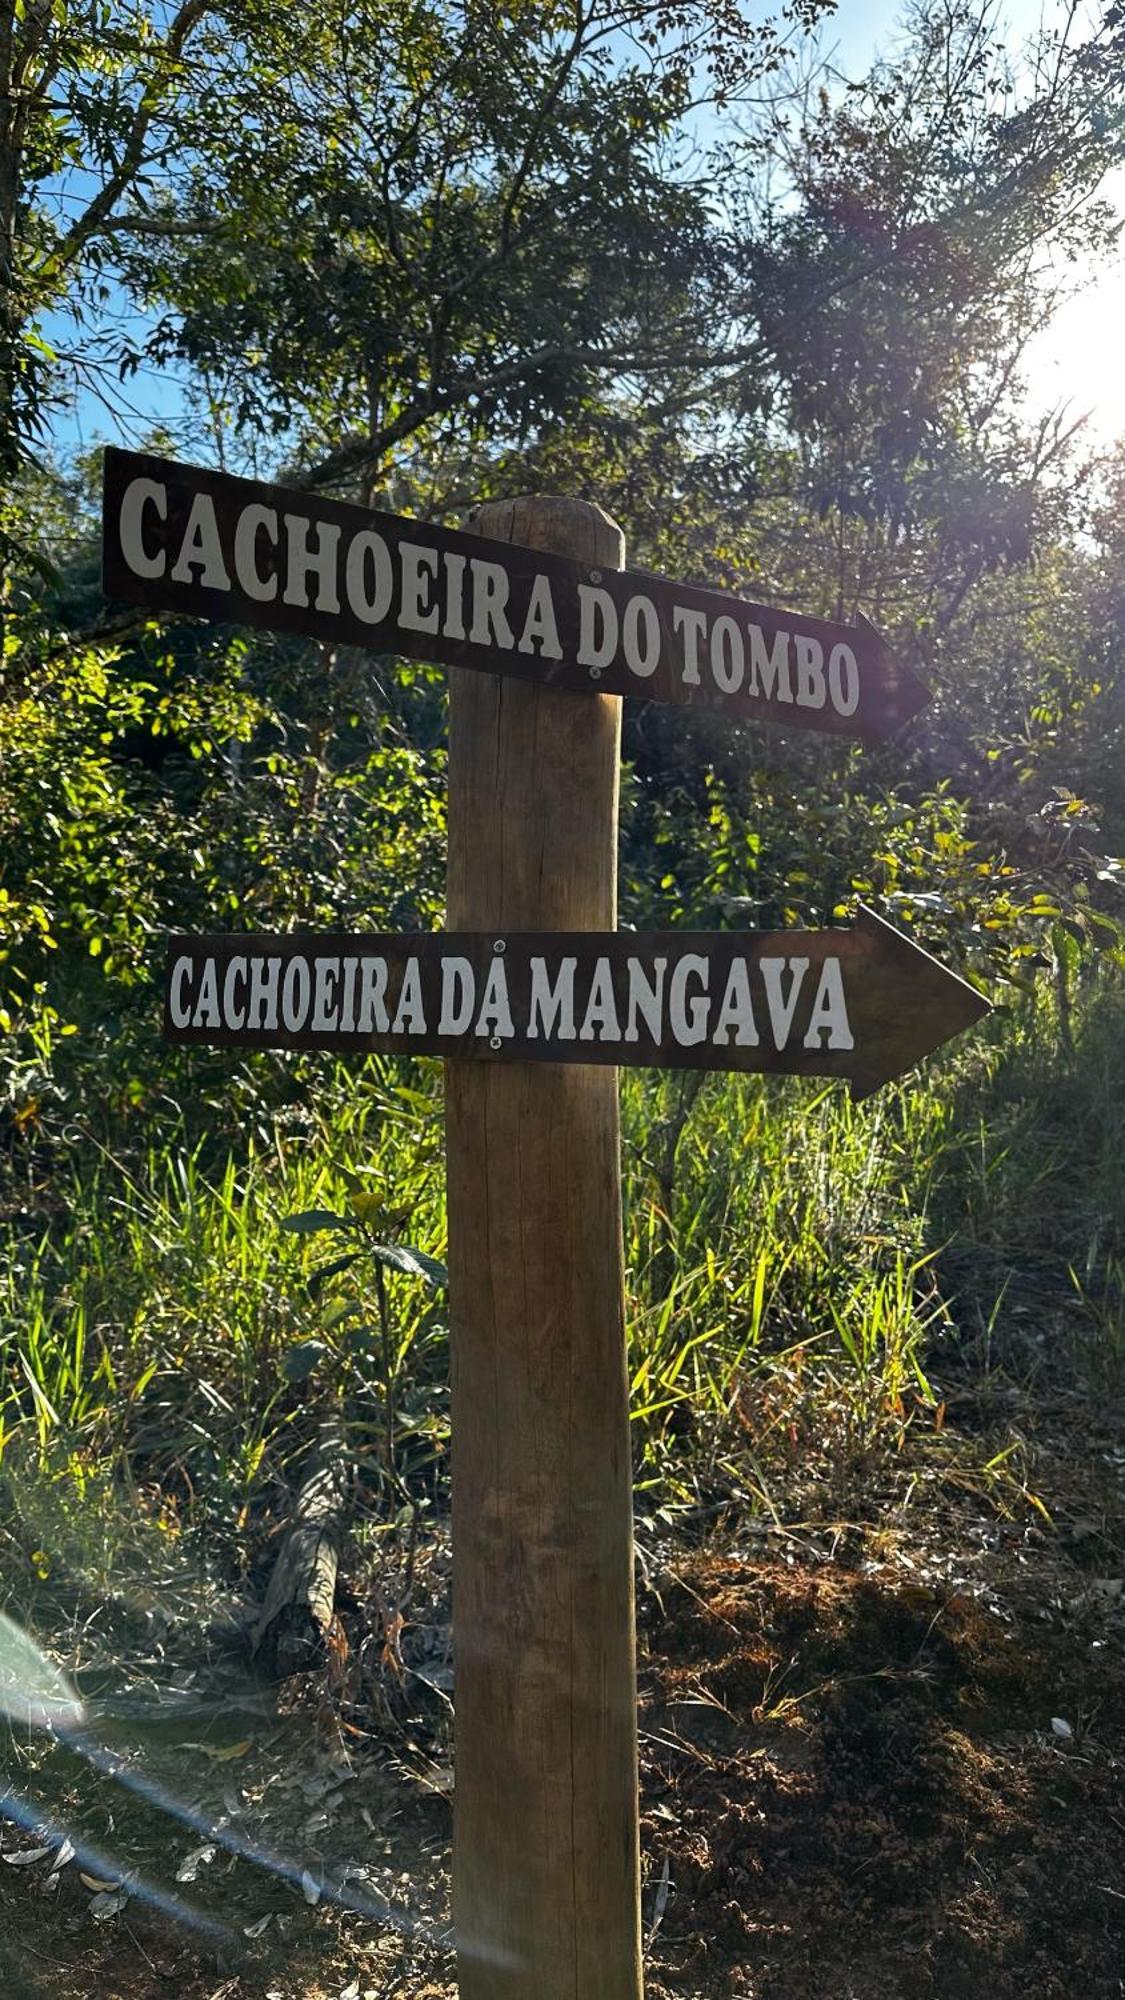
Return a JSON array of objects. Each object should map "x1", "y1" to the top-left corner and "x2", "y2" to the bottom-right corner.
[{"x1": 1021, "y1": 169, "x2": 1125, "y2": 449}]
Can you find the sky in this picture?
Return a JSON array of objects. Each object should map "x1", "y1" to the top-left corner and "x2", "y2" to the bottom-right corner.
[
  {"x1": 41, "y1": 0, "x2": 1125, "y2": 463},
  {"x1": 824, "y1": 0, "x2": 1125, "y2": 447}
]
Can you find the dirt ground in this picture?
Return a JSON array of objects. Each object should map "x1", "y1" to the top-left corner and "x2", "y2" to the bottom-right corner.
[{"x1": 2, "y1": 1388, "x2": 1123, "y2": 2000}]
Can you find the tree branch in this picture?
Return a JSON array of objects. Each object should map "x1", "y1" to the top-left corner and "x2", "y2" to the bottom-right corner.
[
  {"x1": 298, "y1": 334, "x2": 763, "y2": 490},
  {"x1": 97, "y1": 213, "x2": 223, "y2": 237},
  {"x1": 45, "y1": 0, "x2": 215, "y2": 277}
]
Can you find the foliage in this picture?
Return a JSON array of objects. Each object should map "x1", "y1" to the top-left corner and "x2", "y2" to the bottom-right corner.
[
  {"x1": 2, "y1": 0, "x2": 1125, "y2": 1565},
  {"x1": 3, "y1": 959, "x2": 1121, "y2": 1558}
]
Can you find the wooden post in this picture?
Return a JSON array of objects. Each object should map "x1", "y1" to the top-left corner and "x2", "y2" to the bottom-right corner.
[{"x1": 445, "y1": 496, "x2": 643, "y2": 2000}]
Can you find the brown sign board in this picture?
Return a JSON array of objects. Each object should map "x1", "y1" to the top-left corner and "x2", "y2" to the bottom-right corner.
[
  {"x1": 103, "y1": 448, "x2": 930, "y2": 742},
  {"x1": 163, "y1": 909, "x2": 987, "y2": 1097}
]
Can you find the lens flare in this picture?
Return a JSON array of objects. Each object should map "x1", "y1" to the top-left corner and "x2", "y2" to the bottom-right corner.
[
  {"x1": 0, "y1": 1607, "x2": 449, "y2": 1949},
  {"x1": 0, "y1": 1610, "x2": 86, "y2": 1733}
]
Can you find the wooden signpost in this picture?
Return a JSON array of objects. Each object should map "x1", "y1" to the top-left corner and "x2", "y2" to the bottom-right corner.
[{"x1": 103, "y1": 457, "x2": 988, "y2": 2000}]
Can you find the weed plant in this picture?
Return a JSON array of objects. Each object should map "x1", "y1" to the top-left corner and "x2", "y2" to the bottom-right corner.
[{"x1": 0, "y1": 972, "x2": 1122, "y2": 1584}]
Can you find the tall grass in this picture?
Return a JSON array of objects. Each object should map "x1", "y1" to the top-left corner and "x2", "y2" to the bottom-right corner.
[{"x1": 1, "y1": 971, "x2": 1122, "y2": 1557}]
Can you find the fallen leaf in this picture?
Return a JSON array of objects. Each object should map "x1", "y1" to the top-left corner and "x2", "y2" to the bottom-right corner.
[
  {"x1": 648, "y1": 1853, "x2": 672, "y2": 1941},
  {"x1": 80, "y1": 1872, "x2": 120, "y2": 1892},
  {"x1": 49, "y1": 1839, "x2": 75, "y2": 1875},
  {"x1": 3, "y1": 1846, "x2": 53, "y2": 1867},
  {"x1": 176, "y1": 1844, "x2": 216, "y2": 1883},
  {"x1": 244, "y1": 1913, "x2": 273, "y2": 1938},
  {"x1": 1051, "y1": 1716, "x2": 1073, "y2": 1739},
  {"x1": 89, "y1": 1887, "x2": 128, "y2": 1920},
  {"x1": 300, "y1": 1869, "x2": 322, "y2": 1906}
]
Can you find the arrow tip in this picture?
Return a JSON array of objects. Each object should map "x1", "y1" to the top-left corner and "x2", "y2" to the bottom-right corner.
[
  {"x1": 847, "y1": 905, "x2": 991, "y2": 1097},
  {"x1": 855, "y1": 613, "x2": 932, "y2": 740}
]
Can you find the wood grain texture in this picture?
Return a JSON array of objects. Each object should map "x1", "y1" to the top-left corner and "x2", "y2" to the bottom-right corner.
[{"x1": 445, "y1": 494, "x2": 643, "y2": 2000}]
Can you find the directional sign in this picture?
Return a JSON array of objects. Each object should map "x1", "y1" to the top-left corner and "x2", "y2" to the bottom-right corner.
[
  {"x1": 103, "y1": 448, "x2": 930, "y2": 742},
  {"x1": 163, "y1": 909, "x2": 987, "y2": 1097}
]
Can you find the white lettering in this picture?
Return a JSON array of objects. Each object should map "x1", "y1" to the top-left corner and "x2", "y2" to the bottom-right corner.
[
  {"x1": 439, "y1": 956, "x2": 475, "y2": 1035},
  {"x1": 669, "y1": 955, "x2": 710, "y2": 1046},
  {"x1": 283, "y1": 515, "x2": 341, "y2": 613},
  {"x1": 794, "y1": 634, "x2": 826, "y2": 709},
  {"x1": 828, "y1": 643, "x2": 859, "y2": 717},
  {"x1": 169, "y1": 953, "x2": 193, "y2": 1028},
  {"x1": 622, "y1": 594, "x2": 660, "y2": 679},
  {"x1": 761, "y1": 955, "x2": 809, "y2": 1048},
  {"x1": 475, "y1": 958, "x2": 514, "y2": 1039},
  {"x1": 399, "y1": 541, "x2": 440, "y2": 634},
  {"x1": 674, "y1": 605, "x2": 707, "y2": 686},
  {"x1": 171, "y1": 494, "x2": 232, "y2": 591},
  {"x1": 311, "y1": 957, "x2": 341, "y2": 1032},
  {"x1": 392, "y1": 958, "x2": 427, "y2": 1034},
  {"x1": 577, "y1": 585, "x2": 617, "y2": 669},
  {"x1": 356, "y1": 957, "x2": 390, "y2": 1033},
  {"x1": 803, "y1": 958, "x2": 854, "y2": 1049},
  {"x1": 339, "y1": 956, "x2": 358, "y2": 1032},
  {"x1": 579, "y1": 958, "x2": 621, "y2": 1041},
  {"x1": 748, "y1": 626, "x2": 792, "y2": 704},
  {"x1": 119, "y1": 477, "x2": 167, "y2": 579},
  {"x1": 528, "y1": 957, "x2": 576, "y2": 1039},
  {"x1": 223, "y1": 955, "x2": 248, "y2": 1029},
  {"x1": 442, "y1": 552, "x2": 467, "y2": 640},
  {"x1": 469, "y1": 559, "x2": 515, "y2": 649},
  {"x1": 282, "y1": 957, "x2": 312, "y2": 1031},
  {"x1": 233, "y1": 505, "x2": 278, "y2": 602},
  {"x1": 712, "y1": 959, "x2": 760, "y2": 1045},
  {"x1": 624, "y1": 957, "x2": 666, "y2": 1043},
  {"x1": 248, "y1": 957, "x2": 281, "y2": 1030},
  {"x1": 345, "y1": 530, "x2": 394, "y2": 625},
  {"x1": 518, "y1": 574, "x2": 563, "y2": 659},
  {"x1": 710, "y1": 614, "x2": 745, "y2": 694},
  {"x1": 192, "y1": 958, "x2": 221, "y2": 1029}
]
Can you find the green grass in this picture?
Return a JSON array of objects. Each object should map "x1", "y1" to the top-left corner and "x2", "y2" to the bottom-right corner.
[{"x1": 0, "y1": 970, "x2": 1122, "y2": 1564}]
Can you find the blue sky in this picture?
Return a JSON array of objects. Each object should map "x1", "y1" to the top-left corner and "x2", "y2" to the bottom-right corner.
[{"x1": 42, "y1": 0, "x2": 1125, "y2": 463}]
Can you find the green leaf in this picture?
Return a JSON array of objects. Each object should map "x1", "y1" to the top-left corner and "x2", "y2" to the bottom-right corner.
[
  {"x1": 342, "y1": 1323, "x2": 380, "y2": 1359},
  {"x1": 308, "y1": 1250, "x2": 362, "y2": 1296},
  {"x1": 280, "y1": 1339, "x2": 329, "y2": 1383},
  {"x1": 1050, "y1": 921, "x2": 1082, "y2": 976},
  {"x1": 369, "y1": 1241, "x2": 448, "y2": 1288},
  {"x1": 281, "y1": 1209, "x2": 350, "y2": 1235},
  {"x1": 321, "y1": 1297, "x2": 367, "y2": 1328}
]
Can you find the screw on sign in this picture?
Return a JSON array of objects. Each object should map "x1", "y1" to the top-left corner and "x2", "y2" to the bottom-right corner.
[{"x1": 102, "y1": 460, "x2": 989, "y2": 2000}]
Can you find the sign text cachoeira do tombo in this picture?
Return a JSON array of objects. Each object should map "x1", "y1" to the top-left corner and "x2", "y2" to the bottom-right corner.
[{"x1": 103, "y1": 447, "x2": 930, "y2": 742}]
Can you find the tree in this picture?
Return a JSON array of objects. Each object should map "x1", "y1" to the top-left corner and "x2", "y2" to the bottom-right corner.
[{"x1": 0, "y1": 0, "x2": 234, "y2": 489}]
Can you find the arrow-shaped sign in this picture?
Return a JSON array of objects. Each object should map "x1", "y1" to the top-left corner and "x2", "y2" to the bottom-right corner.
[
  {"x1": 162, "y1": 908, "x2": 987, "y2": 1097},
  {"x1": 102, "y1": 448, "x2": 930, "y2": 742}
]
